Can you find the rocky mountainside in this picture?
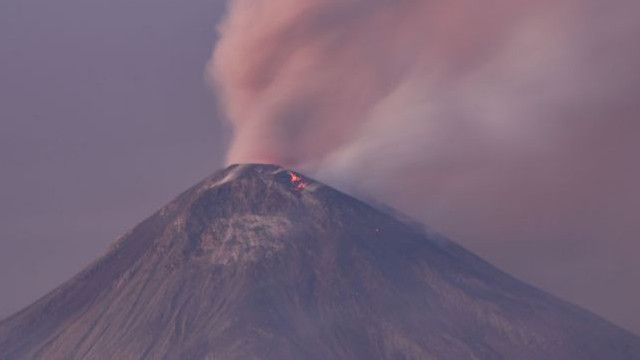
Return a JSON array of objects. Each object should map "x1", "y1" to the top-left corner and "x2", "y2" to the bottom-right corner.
[{"x1": 1, "y1": 164, "x2": 639, "y2": 359}]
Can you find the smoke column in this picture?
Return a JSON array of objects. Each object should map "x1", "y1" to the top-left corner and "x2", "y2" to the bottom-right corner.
[{"x1": 208, "y1": 0, "x2": 640, "y2": 332}]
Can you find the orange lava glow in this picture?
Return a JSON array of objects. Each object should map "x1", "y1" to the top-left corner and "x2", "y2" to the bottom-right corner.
[
  {"x1": 289, "y1": 172, "x2": 302, "y2": 182},
  {"x1": 288, "y1": 171, "x2": 307, "y2": 190}
]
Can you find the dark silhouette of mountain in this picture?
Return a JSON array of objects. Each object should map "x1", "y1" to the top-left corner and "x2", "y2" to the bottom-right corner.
[{"x1": 1, "y1": 164, "x2": 639, "y2": 359}]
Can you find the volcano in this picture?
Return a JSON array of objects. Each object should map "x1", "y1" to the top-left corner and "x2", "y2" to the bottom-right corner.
[{"x1": 1, "y1": 164, "x2": 638, "y2": 359}]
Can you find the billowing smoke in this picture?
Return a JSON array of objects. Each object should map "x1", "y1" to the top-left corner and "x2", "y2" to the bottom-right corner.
[
  {"x1": 208, "y1": 0, "x2": 561, "y2": 166},
  {"x1": 208, "y1": 0, "x2": 640, "y2": 331}
]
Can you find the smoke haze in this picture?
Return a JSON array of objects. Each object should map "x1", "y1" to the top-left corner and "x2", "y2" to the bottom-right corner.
[{"x1": 208, "y1": 0, "x2": 640, "y2": 331}]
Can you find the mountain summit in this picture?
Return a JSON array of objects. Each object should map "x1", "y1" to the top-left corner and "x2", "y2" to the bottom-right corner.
[{"x1": 1, "y1": 164, "x2": 639, "y2": 359}]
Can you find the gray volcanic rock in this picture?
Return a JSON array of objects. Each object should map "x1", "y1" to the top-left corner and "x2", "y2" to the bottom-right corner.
[{"x1": 1, "y1": 164, "x2": 639, "y2": 359}]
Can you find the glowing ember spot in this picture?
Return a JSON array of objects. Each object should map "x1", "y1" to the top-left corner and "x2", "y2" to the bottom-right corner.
[
  {"x1": 288, "y1": 171, "x2": 307, "y2": 191},
  {"x1": 289, "y1": 172, "x2": 302, "y2": 183}
]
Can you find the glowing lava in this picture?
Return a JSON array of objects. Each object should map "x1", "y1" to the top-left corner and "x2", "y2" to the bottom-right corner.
[{"x1": 288, "y1": 171, "x2": 307, "y2": 191}]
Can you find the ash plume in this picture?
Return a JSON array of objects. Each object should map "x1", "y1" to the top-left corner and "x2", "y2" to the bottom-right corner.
[{"x1": 208, "y1": 0, "x2": 640, "y2": 331}]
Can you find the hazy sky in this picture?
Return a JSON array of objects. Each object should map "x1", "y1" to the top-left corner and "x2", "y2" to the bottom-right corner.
[
  {"x1": 0, "y1": 0, "x2": 227, "y2": 317},
  {"x1": 1, "y1": 0, "x2": 639, "y2": 335}
]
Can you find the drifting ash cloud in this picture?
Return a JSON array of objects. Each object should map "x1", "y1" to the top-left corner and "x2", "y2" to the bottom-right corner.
[{"x1": 208, "y1": 0, "x2": 640, "y2": 332}]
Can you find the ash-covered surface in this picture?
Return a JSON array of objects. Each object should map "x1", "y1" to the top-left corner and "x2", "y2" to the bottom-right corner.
[{"x1": 1, "y1": 164, "x2": 638, "y2": 359}]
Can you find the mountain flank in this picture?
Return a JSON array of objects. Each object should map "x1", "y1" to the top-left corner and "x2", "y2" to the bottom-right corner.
[{"x1": 1, "y1": 164, "x2": 639, "y2": 359}]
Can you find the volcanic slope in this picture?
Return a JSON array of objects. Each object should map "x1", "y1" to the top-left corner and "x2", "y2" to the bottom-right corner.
[{"x1": 1, "y1": 164, "x2": 639, "y2": 359}]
